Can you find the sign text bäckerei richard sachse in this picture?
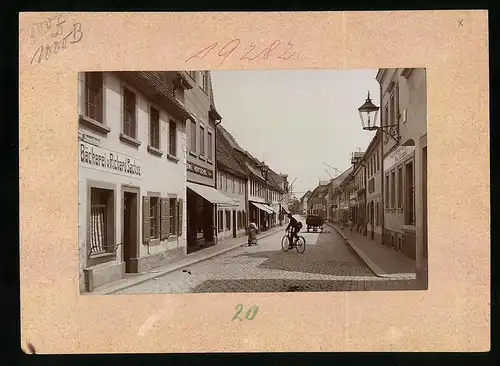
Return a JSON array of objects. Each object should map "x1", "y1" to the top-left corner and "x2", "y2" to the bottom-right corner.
[{"x1": 80, "y1": 142, "x2": 141, "y2": 177}]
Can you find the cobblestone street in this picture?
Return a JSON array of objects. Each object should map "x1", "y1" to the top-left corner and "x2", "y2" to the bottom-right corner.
[{"x1": 116, "y1": 218, "x2": 420, "y2": 293}]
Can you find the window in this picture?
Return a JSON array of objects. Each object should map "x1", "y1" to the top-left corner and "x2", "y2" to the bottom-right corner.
[
  {"x1": 368, "y1": 178, "x2": 375, "y2": 193},
  {"x1": 189, "y1": 71, "x2": 197, "y2": 80},
  {"x1": 390, "y1": 94, "x2": 395, "y2": 126},
  {"x1": 123, "y1": 88, "x2": 136, "y2": 138},
  {"x1": 218, "y1": 172, "x2": 223, "y2": 189},
  {"x1": 149, "y1": 197, "x2": 160, "y2": 239},
  {"x1": 89, "y1": 187, "x2": 112, "y2": 255},
  {"x1": 390, "y1": 170, "x2": 396, "y2": 208},
  {"x1": 225, "y1": 210, "x2": 231, "y2": 231},
  {"x1": 232, "y1": 177, "x2": 236, "y2": 193},
  {"x1": 200, "y1": 126, "x2": 205, "y2": 156},
  {"x1": 169, "y1": 198, "x2": 177, "y2": 235},
  {"x1": 375, "y1": 201, "x2": 378, "y2": 226},
  {"x1": 84, "y1": 72, "x2": 104, "y2": 122},
  {"x1": 397, "y1": 166, "x2": 403, "y2": 208},
  {"x1": 385, "y1": 174, "x2": 389, "y2": 208},
  {"x1": 384, "y1": 104, "x2": 389, "y2": 127},
  {"x1": 376, "y1": 149, "x2": 379, "y2": 171},
  {"x1": 405, "y1": 161, "x2": 415, "y2": 225},
  {"x1": 218, "y1": 210, "x2": 223, "y2": 232},
  {"x1": 169, "y1": 121, "x2": 177, "y2": 156},
  {"x1": 200, "y1": 71, "x2": 209, "y2": 92},
  {"x1": 149, "y1": 107, "x2": 160, "y2": 149},
  {"x1": 235, "y1": 178, "x2": 238, "y2": 194},
  {"x1": 224, "y1": 173, "x2": 227, "y2": 191},
  {"x1": 190, "y1": 120, "x2": 197, "y2": 152},
  {"x1": 207, "y1": 131, "x2": 213, "y2": 160},
  {"x1": 396, "y1": 84, "x2": 400, "y2": 120}
]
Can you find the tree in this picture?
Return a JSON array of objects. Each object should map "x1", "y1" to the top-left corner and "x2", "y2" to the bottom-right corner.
[{"x1": 289, "y1": 196, "x2": 301, "y2": 214}]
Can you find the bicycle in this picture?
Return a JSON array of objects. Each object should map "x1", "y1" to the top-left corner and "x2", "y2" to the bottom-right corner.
[{"x1": 281, "y1": 231, "x2": 306, "y2": 253}]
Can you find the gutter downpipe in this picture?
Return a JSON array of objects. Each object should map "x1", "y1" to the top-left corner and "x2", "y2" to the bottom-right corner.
[{"x1": 214, "y1": 119, "x2": 222, "y2": 244}]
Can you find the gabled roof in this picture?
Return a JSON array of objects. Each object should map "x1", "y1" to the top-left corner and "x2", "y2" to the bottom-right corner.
[{"x1": 216, "y1": 128, "x2": 247, "y2": 178}]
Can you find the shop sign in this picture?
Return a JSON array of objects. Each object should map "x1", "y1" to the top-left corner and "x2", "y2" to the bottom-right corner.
[
  {"x1": 79, "y1": 141, "x2": 141, "y2": 178},
  {"x1": 384, "y1": 145, "x2": 415, "y2": 172},
  {"x1": 187, "y1": 161, "x2": 214, "y2": 179}
]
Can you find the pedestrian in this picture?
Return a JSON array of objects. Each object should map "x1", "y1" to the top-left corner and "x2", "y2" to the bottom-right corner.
[{"x1": 247, "y1": 221, "x2": 258, "y2": 246}]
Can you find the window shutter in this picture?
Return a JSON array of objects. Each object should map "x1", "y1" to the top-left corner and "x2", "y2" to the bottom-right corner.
[
  {"x1": 174, "y1": 199, "x2": 179, "y2": 236},
  {"x1": 142, "y1": 196, "x2": 150, "y2": 243},
  {"x1": 160, "y1": 197, "x2": 169, "y2": 240},
  {"x1": 178, "y1": 198, "x2": 183, "y2": 236}
]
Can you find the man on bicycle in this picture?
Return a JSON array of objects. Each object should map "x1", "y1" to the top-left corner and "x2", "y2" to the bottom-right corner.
[{"x1": 285, "y1": 213, "x2": 302, "y2": 249}]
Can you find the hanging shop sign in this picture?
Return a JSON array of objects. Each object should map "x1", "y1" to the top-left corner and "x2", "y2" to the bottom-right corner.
[{"x1": 79, "y1": 141, "x2": 141, "y2": 178}]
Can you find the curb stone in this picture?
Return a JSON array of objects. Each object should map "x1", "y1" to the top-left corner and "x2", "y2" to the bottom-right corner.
[
  {"x1": 327, "y1": 223, "x2": 416, "y2": 280},
  {"x1": 95, "y1": 227, "x2": 283, "y2": 295}
]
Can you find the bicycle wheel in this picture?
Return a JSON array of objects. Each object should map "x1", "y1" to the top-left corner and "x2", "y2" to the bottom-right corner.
[
  {"x1": 281, "y1": 235, "x2": 290, "y2": 252},
  {"x1": 295, "y1": 236, "x2": 306, "y2": 253}
]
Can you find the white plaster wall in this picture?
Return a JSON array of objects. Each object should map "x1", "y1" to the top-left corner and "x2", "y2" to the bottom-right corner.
[
  {"x1": 78, "y1": 72, "x2": 188, "y2": 282},
  {"x1": 380, "y1": 68, "x2": 427, "y2": 235}
]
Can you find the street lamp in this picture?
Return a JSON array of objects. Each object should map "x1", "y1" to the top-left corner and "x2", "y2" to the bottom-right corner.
[{"x1": 358, "y1": 91, "x2": 399, "y2": 144}]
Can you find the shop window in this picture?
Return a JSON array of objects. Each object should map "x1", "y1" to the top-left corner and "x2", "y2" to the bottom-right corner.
[
  {"x1": 89, "y1": 187, "x2": 113, "y2": 256},
  {"x1": 397, "y1": 165, "x2": 403, "y2": 208},
  {"x1": 405, "y1": 161, "x2": 415, "y2": 225},
  {"x1": 149, "y1": 107, "x2": 160, "y2": 149},
  {"x1": 225, "y1": 210, "x2": 231, "y2": 231},
  {"x1": 84, "y1": 72, "x2": 104, "y2": 123},
  {"x1": 169, "y1": 121, "x2": 177, "y2": 156},
  {"x1": 218, "y1": 210, "x2": 223, "y2": 232},
  {"x1": 123, "y1": 88, "x2": 137, "y2": 138},
  {"x1": 385, "y1": 174, "x2": 389, "y2": 208},
  {"x1": 390, "y1": 170, "x2": 396, "y2": 208}
]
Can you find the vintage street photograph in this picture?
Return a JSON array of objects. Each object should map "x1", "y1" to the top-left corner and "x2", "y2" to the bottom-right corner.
[{"x1": 78, "y1": 68, "x2": 427, "y2": 294}]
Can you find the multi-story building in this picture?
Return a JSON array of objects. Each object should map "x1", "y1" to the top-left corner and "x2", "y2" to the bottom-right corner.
[
  {"x1": 365, "y1": 130, "x2": 383, "y2": 243},
  {"x1": 308, "y1": 181, "x2": 329, "y2": 218},
  {"x1": 77, "y1": 71, "x2": 192, "y2": 292},
  {"x1": 330, "y1": 167, "x2": 353, "y2": 224},
  {"x1": 351, "y1": 151, "x2": 366, "y2": 233},
  {"x1": 376, "y1": 68, "x2": 427, "y2": 283},
  {"x1": 300, "y1": 190, "x2": 312, "y2": 214},
  {"x1": 183, "y1": 71, "x2": 236, "y2": 254},
  {"x1": 215, "y1": 125, "x2": 248, "y2": 241}
]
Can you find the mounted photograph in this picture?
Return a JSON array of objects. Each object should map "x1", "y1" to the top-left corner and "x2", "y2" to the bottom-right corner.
[{"x1": 77, "y1": 68, "x2": 427, "y2": 295}]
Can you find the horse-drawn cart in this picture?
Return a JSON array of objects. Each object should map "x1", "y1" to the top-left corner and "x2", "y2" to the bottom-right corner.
[{"x1": 306, "y1": 214, "x2": 325, "y2": 232}]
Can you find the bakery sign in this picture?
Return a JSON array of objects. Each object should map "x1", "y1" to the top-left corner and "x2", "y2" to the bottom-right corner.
[
  {"x1": 384, "y1": 145, "x2": 415, "y2": 172},
  {"x1": 79, "y1": 141, "x2": 141, "y2": 178},
  {"x1": 187, "y1": 161, "x2": 214, "y2": 179}
]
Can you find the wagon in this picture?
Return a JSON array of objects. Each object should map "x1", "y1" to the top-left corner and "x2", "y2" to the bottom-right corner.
[{"x1": 306, "y1": 214, "x2": 324, "y2": 232}]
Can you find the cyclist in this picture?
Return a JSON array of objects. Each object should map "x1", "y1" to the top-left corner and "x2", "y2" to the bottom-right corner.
[{"x1": 285, "y1": 213, "x2": 302, "y2": 249}]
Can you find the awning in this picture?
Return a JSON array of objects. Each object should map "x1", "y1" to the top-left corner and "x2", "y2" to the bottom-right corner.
[
  {"x1": 250, "y1": 201, "x2": 274, "y2": 214},
  {"x1": 268, "y1": 205, "x2": 279, "y2": 213},
  {"x1": 187, "y1": 182, "x2": 238, "y2": 206}
]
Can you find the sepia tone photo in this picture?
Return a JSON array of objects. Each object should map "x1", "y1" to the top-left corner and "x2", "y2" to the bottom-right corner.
[{"x1": 78, "y1": 68, "x2": 428, "y2": 295}]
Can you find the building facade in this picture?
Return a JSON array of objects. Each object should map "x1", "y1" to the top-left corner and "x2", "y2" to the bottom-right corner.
[
  {"x1": 78, "y1": 71, "x2": 191, "y2": 292},
  {"x1": 216, "y1": 125, "x2": 248, "y2": 241},
  {"x1": 351, "y1": 151, "x2": 367, "y2": 234},
  {"x1": 300, "y1": 190, "x2": 312, "y2": 214},
  {"x1": 365, "y1": 130, "x2": 383, "y2": 243},
  {"x1": 183, "y1": 71, "x2": 236, "y2": 254},
  {"x1": 376, "y1": 68, "x2": 427, "y2": 281}
]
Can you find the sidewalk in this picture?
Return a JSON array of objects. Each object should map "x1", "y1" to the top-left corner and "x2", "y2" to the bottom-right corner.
[
  {"x1": 327, "y1": 223, "x2": 416, "y2": 280},
  {"x1": 89, "y1": 225, "x2": 285, "y2": 295}
]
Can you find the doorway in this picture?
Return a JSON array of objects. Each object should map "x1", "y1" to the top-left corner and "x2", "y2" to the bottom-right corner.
[
  {"x1": 122, "y1": 189, "x2": 139, "y2": 273},
  {"x1": 232, "y1": 210, "x2": 237, "y2": 238}
]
